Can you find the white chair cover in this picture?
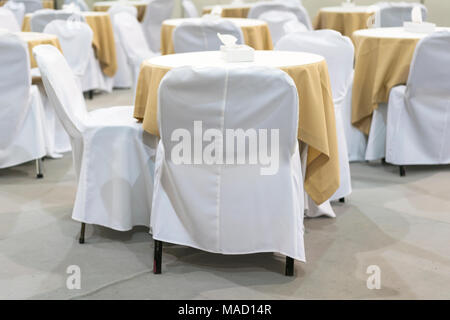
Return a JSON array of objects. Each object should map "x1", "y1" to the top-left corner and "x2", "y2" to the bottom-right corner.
[
  {"x1": 0, "y1": 7, "x2": 21, "y2": 32},
  {"x1": 4, "y1": 1, "x2": 25, "y2": 26},
  {"x1": 276, "y1": 30, "x2": 353, "y2": 207},
  {"x1": 108, "y1": 4, "x2": 138, "y2": 89},
  {"x1": 30, "y1": 9, "x2": 85, "y2": 33},
  {"x1": 386, "y1": 31, "x2": 450, "y2": 165},
  {"x1": 248, "y1": 1, "x2": 312, "y2": 30},
  {"x1": 12, "y1": 0, "x2": 42, "y2": 14},
  {"x1": 0, "y1": 31, "x2": 46, "y2": 168},
  {"x1": 33, "y1": 45, "x2": 159, "y2": 231},
  {"x1": 142, "y1": 0, "x2": 174, "y2": 52},
  {"x1": 151, "y1": 66, "x2": 305, "y2": 261},
  {"x1": 173, "y1": 19, "x2": 244, "y2": 53},
  {"x1": 182, "y1": 0, "x2": 198, "y2": 18},
  {"x1": 283, "y1": 19, "x2": 308, "y2": 34},
  {"x1": 114, "y1": 12, "x2": 157, "y2": 90},
  {"x1": 258, "y1": 10, "x2": 298, "y2": 46},
  {"x1": 64, "y1": 0, "x2": 89, "y2": 11},
  {"x1": 374, "y1": 2, "x2": 427, "y2": 27}
]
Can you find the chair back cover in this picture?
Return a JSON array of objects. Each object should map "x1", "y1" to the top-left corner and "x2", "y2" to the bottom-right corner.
[
  {"x1": 173, "y1": 19, "x2": 244, "y2": 53},
  {"x1": 374, "y1": 2, "x2": 427, "y2": 27},
  {"x1": 33, "y1": 45, "x2": 88, "y2": 138},
  {"x1": 248, "y1": 1, "x2": 312, "y2": 30},
  {"x1": 63, "y1": 0, "x2": 89, "y2": 11},
  {"x1": 276, "y1": 30, "x2": 354, "y2": 103},
  {"x1": 0, "y1": 31, "x2": 31, "y2": 150},
  {"x1": 182, "y1": 0, "x2": 198, "y2": 18},
  {"x1": 142, "y1": 0, "x2": 174, "y2": 52},
  {"x1": 12, "y1": 0, "x2": 42, "y2": 14},
  {"x1": 3, "y1": 1, "x2": 25, "y2": 26},
  {"x1": 107, "y1": 3, "x2": 138, "y2": 20},
  {"x1": 283, "y1": 19, "x2": 308, "y2": 34},
  {"x1": 0, "y1": 7, "x2": 21, "y2": 31},
  {"x1": 258, "y1": 10, "x2": 298, "y2": 46},
  {"x1": 30, "y1": 9, "x2": 85, "y2": 33},
  {"x1": 151, "y1": 66, "x2": 305, "y2": 260},
  {"x1": 43, "y1": 20, "x2": 93, "y2": 77}
]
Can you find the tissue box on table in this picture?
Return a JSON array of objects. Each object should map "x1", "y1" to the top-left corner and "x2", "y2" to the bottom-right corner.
[
  {"x1": 220, "y1": 45, "x2": 255, "y2": 62},
  {"x1": 403, "y1": 22, "x2": 436, "y2": 34}
]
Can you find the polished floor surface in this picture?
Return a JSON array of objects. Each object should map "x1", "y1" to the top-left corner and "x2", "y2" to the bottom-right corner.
[{"x1": 1, "y1": 89, "x2": 449, "y2": 299}]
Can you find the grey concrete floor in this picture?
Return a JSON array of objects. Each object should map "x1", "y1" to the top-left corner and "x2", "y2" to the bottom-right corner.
[{"x1": 0, "y1": 89, "x2": 449, "y2": 300}]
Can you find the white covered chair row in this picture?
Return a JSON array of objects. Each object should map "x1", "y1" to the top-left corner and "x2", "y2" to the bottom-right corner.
[
  {"x1": 3, "y1": 1, "x2": 25, "y2": 26},
  {"x1": 11, "y1": 0, "x2": 42, "y2": 14},
  {"x1": 373, "y1": 2, "x2": 428, "y2": 28},
  {"x1": 0, "y1": 7, "x2": 21, "y2": 32},
  {"x1": 141, "y1": 0, "x2": 175, "y2": 53}
]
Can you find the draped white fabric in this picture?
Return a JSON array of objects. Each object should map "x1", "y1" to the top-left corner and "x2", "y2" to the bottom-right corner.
[
  {"x1": 4, "y1": 1, "x2": 25, "y2": 26},
  {"x1": 173, "y1": 19, "x2": 244, "y2": 53},
  {"x1": 151, "y1": 66, "x2": 305, "y2": 260},
  {"x1": 247, "y1": 1, "x2": 312, "y2": 30},
  {"x1": 33, "y1": 45, "x2": 159, "y2": 231},
  {"x1": 64, "y1": 0, "x2": 89, "y2": 11},
  {"x1": 0, "y1": 31, "x2": 46, "y2": 169},
  {"x1": 386, "y1": 31, "x2": 450, "y2": 165},
  {"x1": 0, "y1": 7, "x2": 21, "y2": 32},
  {"x1": 258, "y1": 10, "x2": 298, "y2": 46},
  {"x1": 182, "y1": 0, "x2": 198, "y2": 18},
  {"x1": 12, "y1": 0, "x2": 42, "y2": 14},
  {"x1": 373, "y1": 2, "x2": 427, "y2": 27},
  {"x1": 276, "y1": 30, "x2": 352, "y2": 205},
  {"x1": 142, "y1": 0, "x2": 174, "y2": 52},
  {"x1": 30, "y1": 9, "x2": 85, "y2": 33}
]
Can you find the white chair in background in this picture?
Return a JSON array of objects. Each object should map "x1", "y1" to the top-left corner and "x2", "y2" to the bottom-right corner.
[
  {"x1": 12, "y1": 0, "x2": 42, "y2": 14},
  {"x1": 386, "y1": 31, "x2": 450, "y2": 176},
  {"x1": 283, "y1": 19, "x2": 308, "y2": 34},
  {"x1": 373, "y1": 2, "x2": 427, "y2": 27},
  {"x1": 151, "y1": 66, "x2": 305, "y2": 275},
  {"x1": 33, "y1": 45, "x2": 159, "y2": 241},
  {"x1": 30, "y1": 9, "x2": 85, "y2": 32},
  {"x1": 257, "y1": 10, "x2": 298, "y2": 46},
  {"x1": 248, "y1": 1, "x2": 312, "y2": 30},
  {"x1": 276, "y1": 30, "x2": 354, "y2": 213},
  {"x1": 0, "y1": 7, "x2": 21, "y2": 32},
  {"x1": 3, "y1": 1, "x2": 25, "y2": 26},
  {"x1": 0, "y1": 31, "x2": 46, "y2": 177},
  {"x1": 173, "y1": 19, "x2": 244, "y2": 53},
  {"x1": 63, "y1": 0, "x2": 89, "y2": 11},
  {"x1": 182, "y1": 0, "x2": 198, "y2": 18},
  {"x1": 114, "y1": 12, "x2": 158, "y2": 91},
  {"x1": 142, "y1": 0, "x2": 175, "y2": 52},
  {"x1": 108, "y1": 4, "x2": 138, "y2": 88}
]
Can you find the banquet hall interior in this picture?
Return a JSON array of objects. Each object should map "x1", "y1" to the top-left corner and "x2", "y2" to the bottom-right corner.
[{"x1": 0, "y1": 0, "x2": 449, "y2": 300}]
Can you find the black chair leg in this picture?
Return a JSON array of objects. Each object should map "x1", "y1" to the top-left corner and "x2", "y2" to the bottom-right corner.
[
  {"x1": 153, "y1": 240, "x2": 162, "y2": 274},
  {"x1": 79, "y1": 223, "x2": 85, "y2": 244},
  {"x1": 36, "y1": 158, "x2": 43, "y2": 179},
  {"x1": 88, "y1": 90, "x2": 94, "y2": 100},
  {"x1": 285, "y1": 256, "x2": 294, "y2": 276},
  {"x1": 399, "y1": 166, "x2": 406, "y2": 177},
  {"x1": 339, "y1": 197, "x2": 345, "y2": 203}
]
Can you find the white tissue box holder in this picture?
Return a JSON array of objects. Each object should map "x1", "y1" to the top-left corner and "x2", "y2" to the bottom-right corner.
[
  {"x1": 220, "y1": 45, "x2": 255, "y2": 62},
  {"x1": 341, "y1": 2, "x2": 356, "y2": 7},
  {"x1": 403, "y1": 22, "x2": 436, "y2": 33}
]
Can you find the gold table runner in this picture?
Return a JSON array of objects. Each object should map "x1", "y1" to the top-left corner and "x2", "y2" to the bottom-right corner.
[
  {"x1": 93, "y1": 1, "x2": 147, "y2": 22},
  {"x1": 202, "y1": 6, "x2": 251, "y2": 18},
  {"x1": 133, "y1": 55, "x2": 339, "y2": 205}
]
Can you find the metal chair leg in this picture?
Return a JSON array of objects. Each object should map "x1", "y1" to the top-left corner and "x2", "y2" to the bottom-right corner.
[
  {"x1": 79, "y1": 223, "x2": 86, "y2": 244},
  {"x1": 339, "y1": 197, "x2": 345, "y2": 203},
  {"x1": 399, "y1": 166, "x2": 406, "y2": 177},
  {"x1": 285, "y1": 256, "x2": 294, "y2": 276},
  {"x1": 88, "y1": 90, "x2": 94, "y2": 100},
  {"x1": 36, "y1": 158, "x2": 43, "y2": 179},
  {"x1": 153, "y1": 240, "x2": 162, "y2": 274}
]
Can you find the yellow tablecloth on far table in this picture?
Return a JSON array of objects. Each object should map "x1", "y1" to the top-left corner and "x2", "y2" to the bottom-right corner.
[
  {"x1": 22, "y1": 12, "x2": 117, "y2": 77},
  {"x1": 313, "y1": 6, "x2": 375, "y2": 39},
  {"x1": 160, "y1": 18, "x2": 273, "y2": 55},
  {"x1": 202, "y1": 4, "x2": 253, "y2": 18},
  {"x1": 15, "y1": 32, "x2": 62, "y2": 68},
  {"x1": 0, "y1": 0, "x2": 53, "y2": 8},
  {"x1": 351, "y1": 28, "x2": 449, "y2": 135},
  {"x1": 93, "y1": 1, "x2": 147, "y2": 22},
  {"x1": 133, "y1": 51, "x2": 339, "y2": 205}
]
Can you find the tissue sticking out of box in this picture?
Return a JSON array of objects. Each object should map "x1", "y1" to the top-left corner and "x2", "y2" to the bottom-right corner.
[
  {"x1": 218, "y1": 33, "x2": 255, "y2": 62},
  {"x1": 411, "y1": 6, "x2": 423, "y2": 24}
]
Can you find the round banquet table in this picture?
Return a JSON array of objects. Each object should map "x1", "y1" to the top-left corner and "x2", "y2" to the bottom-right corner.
[
  {"x1": 21, "y1": 12, "x2": 117, "y2": 77},
  {"x1": 134, "y1": 50, "x2": 339, "y2": 204},
  {"x1": 202, "y1": 3, "x2": 257, "y2": 18},
  {"x1": 0, "y1": 0, "x2": 53, "y2": 9},
  {"x1": 313, "y1": 6, "x2": 376, "y2": 39},
  {"x1": 160, "y1": 18, "x2": 273, "y2": 55},
  {"x1": 351, "y1": 27, "x2": 450, "y2": 135},
  {"x1": 15, "y1": 32, "x2": 62, "y2": 69},
  {"x1": 93, "y1": 1, "x2": 148, "y2": 22}
]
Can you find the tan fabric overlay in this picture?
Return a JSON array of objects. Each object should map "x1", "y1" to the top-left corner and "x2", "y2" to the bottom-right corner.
[
  {"x1": 351, "y1": 34, "x2": 419, "y2": 134},
  {"x1": 202, "y1": 7, "x2": 250, "y2": 18},
  {"x1": 0, "y1": 0, "x2": 53, "y2": 8},
  {"x1": 313, "y1": 10, "x2": 374, "y2": 39},
  {"x1": 93, "y1": 3, "x2": 147, "y2": 22},
  {"x1": 22, "y1": 13, "x2": 117, "y2": 77},
  {"x1": 160, "y1": 22, "x2": 273, "y2": 55},
  {"x1": 18, "y1": 33, "x2": 62, "y2": 68},
  {"x1": 133, "y1": 60, "x2": 339, "y2": 204}
]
